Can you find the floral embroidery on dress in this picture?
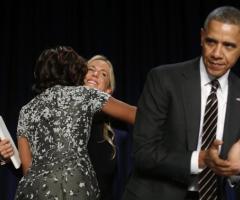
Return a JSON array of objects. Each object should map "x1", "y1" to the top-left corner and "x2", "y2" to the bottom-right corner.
[{"x1": 15, "y1": 85, "x2": 110, "y2": 200}]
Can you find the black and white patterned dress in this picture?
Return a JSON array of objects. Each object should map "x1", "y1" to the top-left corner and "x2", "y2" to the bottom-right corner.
[{"x1": 15, "y1": 85, "x2": 110, "y2": 200}]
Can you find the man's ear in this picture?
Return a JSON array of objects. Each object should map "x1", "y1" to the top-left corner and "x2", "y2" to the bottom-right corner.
[{"x1": 200, "y1": 28, "x2": 205, "y2": 47}]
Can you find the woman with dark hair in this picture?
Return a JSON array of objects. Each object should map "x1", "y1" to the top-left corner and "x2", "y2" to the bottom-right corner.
[{"x1": 14, "y1": 46, "x2": 136, "y2": 200}]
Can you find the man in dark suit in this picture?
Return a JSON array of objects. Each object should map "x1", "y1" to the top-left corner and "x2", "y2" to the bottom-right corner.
[{"x1": 123, "y1": 6, "x2": 240, "y2": 200}]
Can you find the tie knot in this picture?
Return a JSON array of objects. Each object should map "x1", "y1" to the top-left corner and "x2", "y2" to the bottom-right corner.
[{"x1": 211, "y1": 79, "x2": 219, "y2": 93}]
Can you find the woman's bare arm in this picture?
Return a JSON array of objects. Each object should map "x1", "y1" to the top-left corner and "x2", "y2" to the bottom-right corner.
[
  {"x1": 101, "y1": 97, "x2": 136, "y2": 124},
  {"x1": 18, "y1": 137, "x2": 32, "y2": 175}
]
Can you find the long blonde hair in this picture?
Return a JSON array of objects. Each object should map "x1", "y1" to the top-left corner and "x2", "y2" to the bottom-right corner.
[{"x1": 88, "y1": 55, "x2": 116, "y2": 159}]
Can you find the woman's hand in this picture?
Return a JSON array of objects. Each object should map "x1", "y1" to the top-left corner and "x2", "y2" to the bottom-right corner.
[{"x1": 0, "y1": 139, "x2": 14, "y2": 165}]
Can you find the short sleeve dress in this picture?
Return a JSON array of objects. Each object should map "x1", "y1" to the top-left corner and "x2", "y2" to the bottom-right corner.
[{"x1": 15, "y1": 85, "x2": 110, "y2": 200}]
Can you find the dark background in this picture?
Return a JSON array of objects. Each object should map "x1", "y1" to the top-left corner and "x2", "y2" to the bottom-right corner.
[{"x1": 0, "y1": 0, "x2": 240, "y2": 199}]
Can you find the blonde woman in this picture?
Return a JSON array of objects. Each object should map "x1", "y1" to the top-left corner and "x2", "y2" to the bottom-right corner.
[{"x1": 85, "y1": 55, "x2": 125, "y2": 200}]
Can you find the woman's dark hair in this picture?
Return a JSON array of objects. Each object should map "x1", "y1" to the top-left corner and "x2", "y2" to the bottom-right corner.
[{"x1": 33, "y1": 46, "x2": 87, "y2": 94}]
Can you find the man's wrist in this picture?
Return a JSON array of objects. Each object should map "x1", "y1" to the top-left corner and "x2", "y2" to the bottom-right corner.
[
  {"x1": 199, "y1": 150, "x2": 207, "y2": 169},
  {"x1": 191, "y1": 151, "x2": 204, "y2": 174}
]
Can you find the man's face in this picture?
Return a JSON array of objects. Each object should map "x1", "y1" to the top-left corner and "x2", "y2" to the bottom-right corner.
[
  {"x1": 201, "y1": 20, "x2": 240, "y2": 78},
  {"x1": 84, "y1": 59, "x2": 112, "y2": 94}
]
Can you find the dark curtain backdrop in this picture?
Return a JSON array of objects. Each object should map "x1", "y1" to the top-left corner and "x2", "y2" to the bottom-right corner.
[{"x1": 0, "y1": 0, "x2": 240, "y2": 199}]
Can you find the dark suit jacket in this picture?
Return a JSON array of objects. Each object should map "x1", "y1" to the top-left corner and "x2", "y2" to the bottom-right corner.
[
  {"x1": 88, "y1": 113, "x2": 117, "y2": 200},
  {"x1": 0, "y1": 163, "x2": 22, "y2": 200},
  {"x1": 88, "y1": 113, "x2": 131, "y2": 200},
  {"x1": 122, "y1": 58, "x2": 240, "y2": 200}
]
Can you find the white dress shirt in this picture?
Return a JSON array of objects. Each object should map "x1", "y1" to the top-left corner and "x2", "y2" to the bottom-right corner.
[{"x1": 189, "y1": 57, "x2": 229, "y2": 190}]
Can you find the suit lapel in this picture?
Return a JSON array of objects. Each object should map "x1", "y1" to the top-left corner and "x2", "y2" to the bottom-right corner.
[
  {"x1": 181, "y1": 58, "x2": 201, "y2": 151},
  {"x1": 221, "y1": 73, "x2": 240, "y2": 158}
]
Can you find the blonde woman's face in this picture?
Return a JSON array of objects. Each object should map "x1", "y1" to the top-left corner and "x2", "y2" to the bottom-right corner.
[{"x1": 84, "y1": 60, "x2": 112, "y2": 94}]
